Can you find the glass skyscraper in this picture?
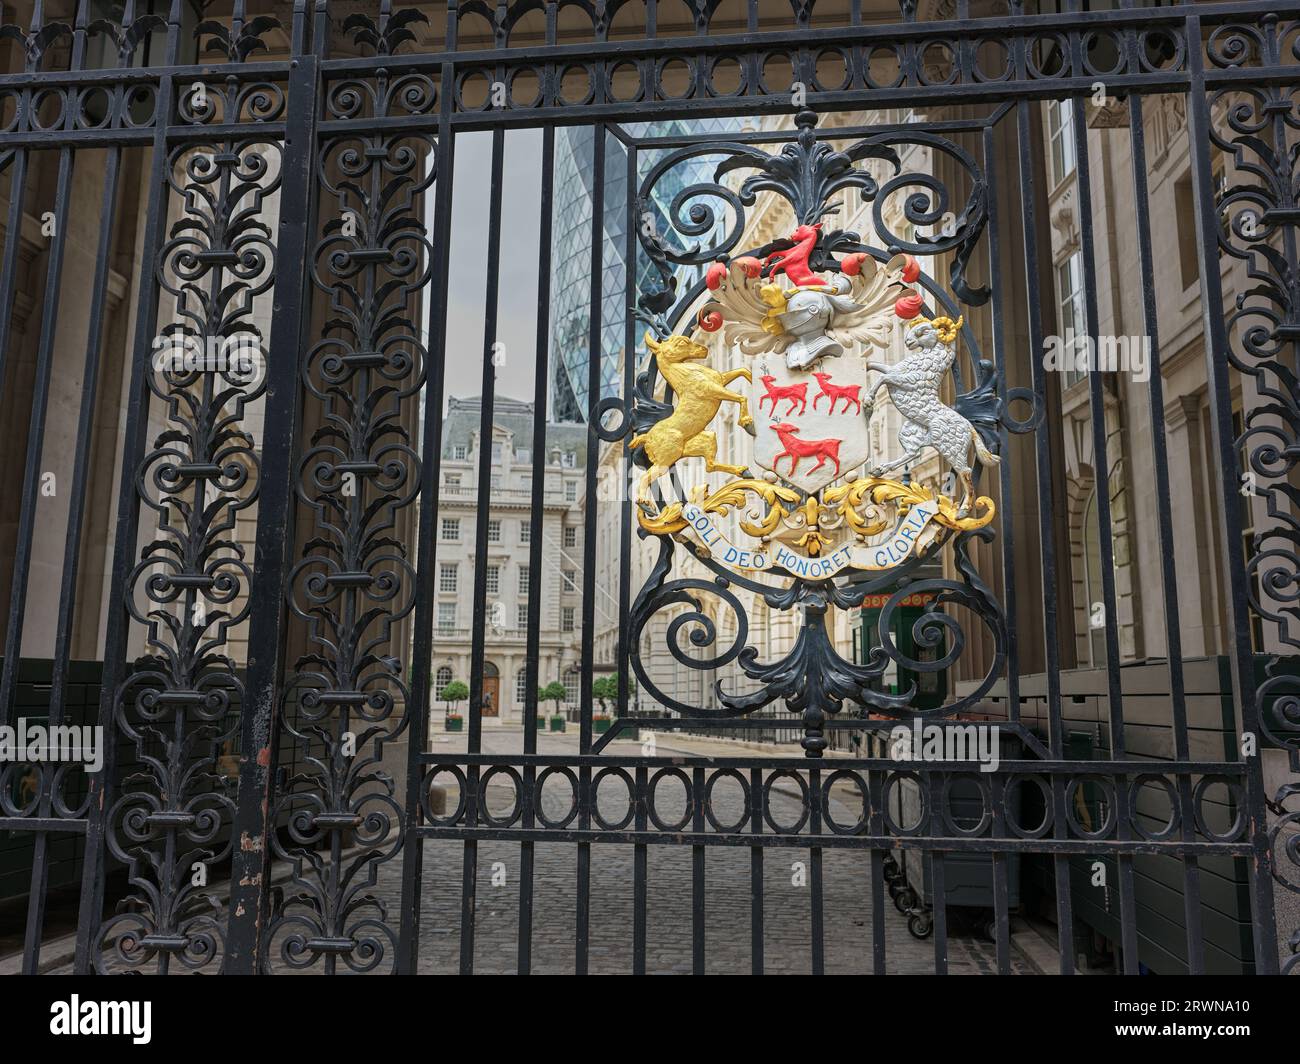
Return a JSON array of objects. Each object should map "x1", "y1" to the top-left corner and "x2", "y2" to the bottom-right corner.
[{"x1": 548, "y1": 120, "x2": 741, "y2": 423}]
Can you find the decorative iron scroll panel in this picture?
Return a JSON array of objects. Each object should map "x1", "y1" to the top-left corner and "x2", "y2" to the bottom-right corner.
[{"x1": 0, "y1": 0, "x2": 1290, "y2": 976}]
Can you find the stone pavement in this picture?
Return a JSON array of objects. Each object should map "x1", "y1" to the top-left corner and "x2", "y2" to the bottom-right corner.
[{"x1": 395, "y1": 725, "x2": 1039, "y2": 974}]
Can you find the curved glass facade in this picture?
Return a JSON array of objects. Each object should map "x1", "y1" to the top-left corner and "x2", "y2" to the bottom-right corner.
[{"x1": 548, "y1": 120, "x2": 741, "y2": 423}]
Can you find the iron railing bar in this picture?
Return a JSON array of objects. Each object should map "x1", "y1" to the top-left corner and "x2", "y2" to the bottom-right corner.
[
  {"x1": 989, "y1": 773, "x2": 1011, "y2": 974},
  {"x1": 1069, "y1": 91, "x2": 1139, "y2": 970},
  {"x1": 1185, "y1": 11, "x2": 1280, "y2": 973},
  {"x1": 572, "y1": 120, "x2": 606, "y2": 976},
  {"x1": 750, "y1": 764, "x2": 763, "y2": 975},
  {"x1": 928, "y1": 773, "x2": 948, "y2": 974},
  {"x1": 809, "y1": 765, "x2": 823, "y2": 975},
  {"x1": 397, "y1": 42, "x2": 459, "y2": 978},
  {"x1": 868, "y1": 766, "x2": 886, "y2": 974},
  {"x1": 458, "y1": 124, "x2": 507, "y2": 976},
  {"x1": 1015, "y1": 96, "x2": 1074, "y2": 974},
  {"x1": 633, "y1": 764, "x2": 647, "y2": 974},
  {"x1": 692, "y1": 765, "x2": 705, "y2": 974},
  {"x1": 983, "y1": 123, "x2": 1020, "y2": 731},
  {"x1": 1124, "y1": 81, "x2": 1204, "y2": 974},
  {"x1": 616, "y1": 142, "x2": 635, "y2": 723},
  {"x1": 224, "y1": 44, "x2": 318, "y2": 976},
  {"x1": 74, "y1": 0, "x2": 187, "y2": 970},
  {"x1": 516, "y1": 121, "x2": 556, "y2": 976},
  {"x1": 16, "y1": 0, "x2": 102, "y2": 973}
]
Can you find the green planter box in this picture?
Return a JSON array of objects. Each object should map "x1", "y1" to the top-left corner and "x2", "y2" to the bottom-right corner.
[
  {"x1": 445, "y1": 716, "x2": 463, "y2": 732},
  {"x1": 549, "y1": 715, "x2": 566, "y2": 732},
  {"x1": 534, "y1": 716, "x2": 545, "y2": 731},
  {"x1": 593, "y1": 717, "x2": 612, "y2": 734}
]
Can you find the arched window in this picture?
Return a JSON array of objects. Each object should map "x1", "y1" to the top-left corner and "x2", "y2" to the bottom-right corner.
[
  {"x1": 516, "y1": 669, "x2": 529, "y2": 705},
  {"x1": 434, "y1": 666, "x2": 453, "y2": 698}
]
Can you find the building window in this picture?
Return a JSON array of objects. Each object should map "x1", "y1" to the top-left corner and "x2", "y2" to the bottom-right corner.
[
  {"x1": 452, "y1": 444, "x2": 467, "y2": 461},
  {"x1": 487, "y1": 519, "x2": 501, "y2": 543},
  {"x1": 563, "y1": 670, "x2": 580, "y2": 705},
  {"x1": 516, "y1": 669, "x2": 529, "y2": 705},
  {"x1": 518, "y1": 566, "x2": 530, "y2": 595},
  {"x1": 485, "y1": 565, "x2": 499, "y2": 595},
  {"x1": 563, "y1": 526, "x2": 577, "y2": 549},
  {"x1": 441, "y1": 517, "x2": 460, "y2": 541},
  {"x1": 562, "y1": 569, "x2": 576, "y2": 592},
  {"x1": 520, "y1": 521, "x2": 531, "y2": 545},
  {"x1": 562, "y1": 451, "x2": 576, "y2": 468},
  {"x1": 565, "y1": 481, "x2": 577, "y2": 503},
  {"x1": 444, "y1": 473, "x2": 460, "y2": 490},
  {"x1": 439, "y1": 563, "x2": 457, "y2": 593},
  {"x1": 562, "y1": 606, "x2": 575, "y2": 632},
  {"x1": 517, "y1": 603, "x2": 529, "y2": 629},
  {"x1": 1047, "y1": 100, "x2": 1076, "y2": 186},
  {"x1": 490, "y1": 474, "x2": 501, "y2": 491},
  {"x1": 437, "y1": 602, "x2": 456, "y2": 631},
  {"x1": 434, "y1": 665, "x2": 453, "y2": 698},
  {"x1": 516, "y1": 448, "x2": 530, "y2": 464},
  {"x1": 491, "y1": 442, "x2": 503, "y2": 465},
  {"x1": 1056, "y1": 252, "x2": 1087, "y2": 387}
]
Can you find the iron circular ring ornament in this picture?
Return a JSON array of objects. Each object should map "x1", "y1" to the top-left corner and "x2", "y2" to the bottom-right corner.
[
  {"x1": 762, "y1": 770, "x2": 810, "y2": 835},
  {"x1": 882, "y1": 770, "x2": 927, "y2": 836},
  {"x1": 1065, "y1": 774, "x2": 1117, "y2": 840},
  {"x1": 1129, "y1": 774, "x2": 1181, "y2": 843},
  {"x1": 423, "y1": 765, "x2": 467, "y2": 826},
  {"x1": 478, "y1": 766, "x2": 524, "y2": 828},
  {"x1": 535, "y1": 766, "x2": 580, "y2": 830},
  {"x1": 592, "y1": 395, "x2": 633, "y2": 442},
  {"x1": 941, "y1": 772, "x2": 993, "y2": 837},
  {"x1": 1192, "y1": 775, "x2": 1247, "y2": 844},
  {"x1": 821, "y1": 770, "x2": 870, "y2": 835},
  {"x1": 703, "y1": 769, "x2": 751, "y2": 833},
  {"x1": 648, "y1": 767, "x2": 694, "y2": 832},
  {"x1": 1001, "y1": 774, "x2": 1055, "y2": 840},
  {"x1": 591, "y1": 767, "x2": 636, "y2": 831},
  {"x1": 1000, "y1": 387, "x2": 1043, "y2": 433}
]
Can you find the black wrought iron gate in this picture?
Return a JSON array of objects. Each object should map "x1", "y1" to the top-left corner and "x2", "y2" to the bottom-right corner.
[{"x1": 0, "y1": 0, "x2": 1296, "y2": 975}]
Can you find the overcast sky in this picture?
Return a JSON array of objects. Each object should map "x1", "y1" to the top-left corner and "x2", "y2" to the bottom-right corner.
[{"x1": 438, "y1": 129, "x2": 548, "y2": 413}]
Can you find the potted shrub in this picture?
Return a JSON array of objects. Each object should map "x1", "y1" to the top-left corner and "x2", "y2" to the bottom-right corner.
[
  {"x1": 592, "y1": 674, "x2": 616, "y2": 733},
  {"x1": 442, "y1": 679, "x2": 468, "y2": 731},
  {"x1": 539, "y1": 681, "x2": 567, "y2": 732}
]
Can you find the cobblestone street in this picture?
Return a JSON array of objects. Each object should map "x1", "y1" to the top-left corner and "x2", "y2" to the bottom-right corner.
[{"x1": 393, "y1": 727, "x2": 1038, "y2": 975}]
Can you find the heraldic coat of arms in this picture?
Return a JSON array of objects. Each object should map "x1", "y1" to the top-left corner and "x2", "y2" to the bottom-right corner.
[{"x1": 621, "y1": 112, "x2": 1012, "y2": 754}]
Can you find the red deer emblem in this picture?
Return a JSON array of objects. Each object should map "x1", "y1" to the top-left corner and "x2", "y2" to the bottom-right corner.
[
  {"x1": 811, "y1": 372, "x2": 862, "y2": 415},
  {"x1": 771, "y1": 423, "x2": 842, "y2": 478},
  {"x1": 758, "y1": 374, "x2": 808, "y2": 416}
]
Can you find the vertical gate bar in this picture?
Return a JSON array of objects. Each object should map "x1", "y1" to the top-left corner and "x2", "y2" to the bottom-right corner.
[
  {"x1": 225, "y1": 19, "x2": 317, "y2": 976},
  {"x1": 869, "y1": 768, "x2": 885, "y2": 974},
  {"x1": 990, "y1": 773, "x2": 1011, "y2": 974},
  {"x1": 1070, "y1": 92, "x2": 1139, "y2": 972},
  {"x1": 1124, "y1": 81, "x2": 1204, "y2": 974},
  {"x1": 459, "y1": 125, "x2": 507, "y2": 976},
  {"x1": 633, "y1": 764, "x2": 648, "y2": 974},
  {"x1": 14, "y1": 3, "x2": 91, "y2": 972},
  {"x1": 517, "y1": 122, "x2": 556, "y2": 976},
  {"x1": 75, "y1": 3, "x2": 187, "y2": 969},
  {"x1": 691, "y1": 765, "x2": 705, "y2": 974},
  {"x1": 1185, "y1": 11, "x2": 1280, "y2": 973},
  {"x1": 616, "y1": 144, "x2": 635, "y2": 721},
  {"x1": 1016, "y1": 98, "x2": 1074, "y2": 974},
  {"x1": 928, "y1": 773, "x2": 947, "y2": 974},
  {"x1": 809, "y1": 766, "x2": 823, "y2": 975},
  {"x1": 573, "y1": 121, "x2": 606, "y2": 975},
  {"x1": 982, "y1": 123, "x2": 1019, "y2": 729},
  {"x1": 398, "y1": 21, "x2": 459, "y2": 975},
  {"x1": 750, "y1": 765, "x2": 763, "y2": 975}
]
